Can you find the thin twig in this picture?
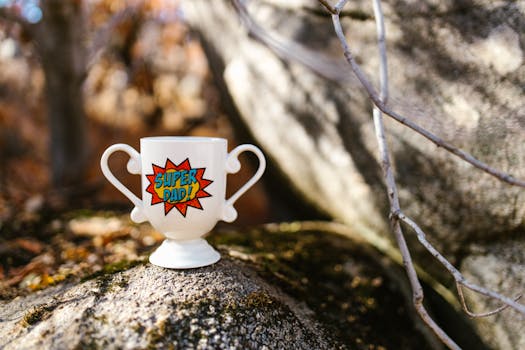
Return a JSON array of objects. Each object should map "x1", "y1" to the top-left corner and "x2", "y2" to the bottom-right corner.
[
  {"x1": 375, "y1": 107, "x2": 460, "y2": 349},
  {"x1": 319, "y1": 0, "x2": 351, "y2": 14},
  {"x1": 369, "y1": 1, "x2": 460, "y2": 348},
  {"x1": 371, "y1": 0, "x2": 388, "y2": 103},
  {"x1": 329, "y1": 13, "x2": 525, "y2": 188},
  {"x1": 318, "y1": 0, "x2": 336, "y2": 14},
  {"x1": 232, "y1": 0, "x2": 525, "y2": 188},
  {"x1": 334, "y1": 0, "x2": 350, "y2": 13},
  {"x1": 230, "y1": 0, "x2": 525, "y2": 347},
  {"x1": 231, "y1": 0, "x2": 351, "y2": 82},
  {"x1": 456, "y1": 282, "x2": 521, "y2": 318},
  {"x1": 334, "y1": 0, "x2": 525, "y2": 323},
  {"x1": 397, "y1": 211, "x2": 525, "y2": 315},
  {"x1": 352, "y1": 0, "x2": 523, "y2": 346}
]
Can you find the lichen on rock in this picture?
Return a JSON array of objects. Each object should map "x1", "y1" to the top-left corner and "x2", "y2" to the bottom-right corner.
[{"x1": 0, "y1": 257, "x2": 337, "y2": 350}]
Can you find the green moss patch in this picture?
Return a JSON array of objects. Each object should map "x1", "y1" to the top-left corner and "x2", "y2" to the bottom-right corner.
[
  {"x1": 146, "y1": 291, "x2": 324, "y2": 350},
  {"x1": 210, "y1": 224, "x2": 429, "y2": 349},
  {"x1": 21, "y1": 303, "x2": 58, "y2": 327},
  {"x1": 80, "y1": 259, "x2": 146, "y2": 283}
]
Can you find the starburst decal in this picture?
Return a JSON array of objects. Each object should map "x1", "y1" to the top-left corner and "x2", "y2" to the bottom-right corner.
[{"x1": 145, "y1": 158, "x2": 213, "y2": 217}]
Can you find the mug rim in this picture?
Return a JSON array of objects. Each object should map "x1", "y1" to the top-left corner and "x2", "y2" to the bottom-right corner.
[{"x1": 141, "y1": 136, "x2": 227, "y2": 143}]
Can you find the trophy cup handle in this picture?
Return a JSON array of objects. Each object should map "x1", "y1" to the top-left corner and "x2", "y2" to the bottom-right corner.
[
  {"x1": 222, "y1": 144, "x2": 266, "y2": 222},
  {"x1": 100, "y1": 144, "x2": 147, "y2": 223}
]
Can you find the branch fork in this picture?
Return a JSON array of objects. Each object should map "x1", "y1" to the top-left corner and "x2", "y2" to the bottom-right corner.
[{"x1": 231, "y1": 1, "x2": 525, "y2": 348}]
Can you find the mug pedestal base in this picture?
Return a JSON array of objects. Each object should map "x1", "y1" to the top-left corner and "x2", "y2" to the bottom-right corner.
[{"x1": 149, "y1": 238, "x2": 220, "y2": 269}]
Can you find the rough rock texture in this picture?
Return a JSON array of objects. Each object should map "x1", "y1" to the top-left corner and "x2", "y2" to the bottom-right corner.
[
  {"x1": 181, "y1": 0, "x2": 525, "y2": 257},
  {"x1": 0, "y1": 259, "x2": 335, "y2": 350},
  {"x1": 461, "y1": 239, "x2": 525, "y2": 350},
  {"x1": 0, "y1": 224, "x2": 450, "y2": 349},
  {"x1": 181, "y1": 1, "x2": 525, "y2": 347}
]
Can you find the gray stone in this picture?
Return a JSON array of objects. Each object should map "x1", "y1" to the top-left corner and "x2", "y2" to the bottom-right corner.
[
  {"x1": 0, "y1": 224, "x2": 447, "y2": 349},
  {"x1": 181, "y1": 0, "x2": 525, "y2": 259},
  {"x1": 181, "y1": 2, "x2": 525, "y2": 347},
  {"x1": 0, "y1": 258, "x2": 335, "y2": 350},
  {"x1": 461, "y1": 240, "x2": 525, "y2": 350}
]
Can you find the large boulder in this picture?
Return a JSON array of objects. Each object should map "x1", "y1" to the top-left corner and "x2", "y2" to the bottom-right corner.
[
  {"x1": 181, "y1": 1, "x2": 525, "y2": 347},
  {"x1": 460, "y1": 239, "x2": 525, "y2": 350},
  {"x1": 180, "y1": 0, "x2": 525, "y2": 258},
  {"x1": 0, "y1": 225, "x2": 458, "y2": 349},
  {"x1": 0, "y1": 259, "x2": 335, "y2": 350}
]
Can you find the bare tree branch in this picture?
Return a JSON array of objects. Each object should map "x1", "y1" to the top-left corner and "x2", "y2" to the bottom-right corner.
[
  {"x1": 231, "y1": 0, "x2": 351, "y2": 82},
  {"x1": 232, "y1": 0, "x2": 525, "y2": 188},
  {"x1": 375, "y1": 107, "x2": 461, "y2": 349},
  {"x1": 456, "y1": 283, "x2": 521, "y2": 318},
  {"x1": 397, "y1": 212, "x2": 525, "y2": 315},
  {"x1": 319, "y1": 0, "x2": 350, "y2": 14},
  {"x1": 368, "y1": 1, "x2": 459, "y2": 347},
  {"x1": 318, "y1": 0, "x2": 336, "y2": 14},
  {"x1": 358, "y1": 0, "x2": 524, "y2": 346},
  {"x1": 230, "y1": 0, "x2": 525, "y2": 348},
  {"x1": 371, "y1": 0, "x2": 388, "y2": 103},
  {"x1": 329, "y1": 12, "x2": 525, "y2": 188}
]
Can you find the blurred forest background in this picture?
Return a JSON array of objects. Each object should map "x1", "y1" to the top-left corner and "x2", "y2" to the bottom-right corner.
[
  {"x1": 0, "y1": 0, "x2": 281, "y2": 295},
  {"x1": 1, "y1": 1, "x2": 523, "y2": 348}
]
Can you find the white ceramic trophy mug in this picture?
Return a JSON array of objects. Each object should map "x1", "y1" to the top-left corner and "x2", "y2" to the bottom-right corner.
[{"x1": 100, "y1": 137, "x2": 265, "y2": 269}]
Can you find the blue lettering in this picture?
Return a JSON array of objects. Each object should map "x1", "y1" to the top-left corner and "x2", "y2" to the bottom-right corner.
[
  {"x1": 155, "y1": 173, "x2": 163, "y2": 188},
  {"x1": 180, "y1": 170, "x2": 189, "y2": 185},
  {"x1": 170, "y1": 189, "x2": 177, "y2": 202},
  {"x1": 163, "y1": 172, "x2": 171, "y2": 187},
  {"x1": 162, "y1": 188, "x2": 188, "y2": 203},
  {"x1": 171, "y1": 171, "x2": 181, "y2": 187},
  {"x1": 188, "y1": 169, "x2": 197, "y2": 183}
]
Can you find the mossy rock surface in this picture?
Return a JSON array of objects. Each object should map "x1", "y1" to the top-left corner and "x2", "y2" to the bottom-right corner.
[
  {"x1": 0, "y1": 259, "x2": 334, "y2": 349},
  {"x1": 210, "y1": 224, "x2": 432, "y2": 349},
  {"x1": 0, "y1": 224, "x2": 435, "y2": 349}
]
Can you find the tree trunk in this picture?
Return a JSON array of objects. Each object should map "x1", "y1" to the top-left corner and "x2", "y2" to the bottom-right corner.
[{"x1": 32, "y1": 0, "x2": 87, "y2": 189}]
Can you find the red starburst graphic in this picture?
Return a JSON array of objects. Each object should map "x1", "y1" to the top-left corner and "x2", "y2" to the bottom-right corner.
[{"x1": 145, "y1": 158, "x2": 213, "y2": 217}]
